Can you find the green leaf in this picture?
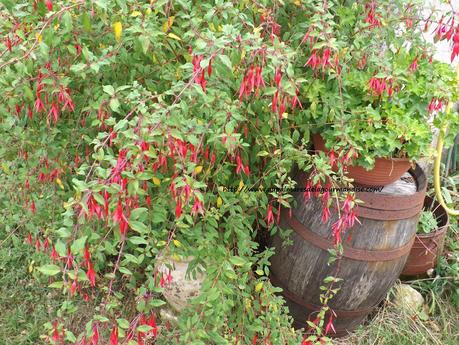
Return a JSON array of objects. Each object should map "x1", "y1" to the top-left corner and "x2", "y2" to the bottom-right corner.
[
  {"x1": 219, "y1": 55, "x2": 232, "y2": 71},
  {"x1": 119, "y1": 266, "x2": 133, "y2": 275},
  {"x1": 70, "y1": 236, "x2": 87, "y2": 254},
  {"x1": 139, "y1": 35, "x2": 151, "y2": 54},
  {"x1": 128, "y1": 236, "x2": 148, "y2": 245},
  {"x1": 117, "y1": 318, "x2": 130, "y2": 329},
  {"x1": 229, "y1": 256, "x2": 246, "y2": 267},
  {"x1": 37, "y1": 264, "x2": 61, "y2": 276},
  {"x1": 149, "y1": 299, "x2": 166, "y2": 307},
  {"x1": 103, "y1": 85, "x2": 115, "y2": 96},
  {"x1": 109, "y1": 98, "x2": 120, "y2": 112},
  {"x1": 129, "y1": 220, "x2": 148, "y2": 233},
  {"x1": 136, "y1": 325, "x2": 153, "y2": 333}
]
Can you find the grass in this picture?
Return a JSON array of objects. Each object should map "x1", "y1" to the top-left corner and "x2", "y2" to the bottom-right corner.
[
  {"x1": 334, "y1": 287, "x2": 459, "y2": 345},
  {"x1": 0, "y1": 235, "x2": 59, "y2": 345}
]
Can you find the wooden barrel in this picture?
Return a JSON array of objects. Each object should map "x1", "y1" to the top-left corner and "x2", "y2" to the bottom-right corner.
[{"x1": 269, "y1": 165, "x2": 426, "y2": 337}]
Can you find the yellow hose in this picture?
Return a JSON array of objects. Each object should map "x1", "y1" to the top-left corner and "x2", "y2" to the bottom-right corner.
[{"x1": 433, "y1": 102, "x2": 459, "y2": 216}]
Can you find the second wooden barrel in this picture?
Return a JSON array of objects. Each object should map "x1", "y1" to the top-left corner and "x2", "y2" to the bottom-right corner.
[{"x1": 269, "y1": 165, "x2": 426, "y2": 336}]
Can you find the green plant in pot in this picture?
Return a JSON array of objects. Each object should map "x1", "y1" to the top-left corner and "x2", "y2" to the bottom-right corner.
[
  {"x1": 402, "y1": 196, "x2": 450, "y2": 276},
  {"x1": 286, "y1": 0, "x2": 459, "y2": 186}
]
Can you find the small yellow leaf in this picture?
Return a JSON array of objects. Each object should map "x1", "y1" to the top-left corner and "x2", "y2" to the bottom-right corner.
[
  {"x1": 255, "y1": 282, "x2": 263, "y2": 292},
  {"x1": 237, "y1": 180, "x2": 244, "y2": 192},
  {"x1": 162, "y1": 16, "x2": 175, "y2": 32},
  {"x1": 194, "y1": 166, "x2": 203, "y2": 174},
  {"x1": 167, "y1": 33, "x2": 181, "y2": 41},
  {"x1": 131, "y1": 10, "x2": 142, "y2": 17},
  {"x1": 172, "y1": 253, "x2": 180, "y2": 261},
  {"x1": 145, "y1": 8, "x2": 152, "y2": 16},
  {"x1": 216, "y1": 196, "x2": 223, "y2": 208},
  {"x1": 152, "y1": 177, "x2": 161, "y2": 186},
  {"x1": 173, "y1": 239, "x2": 182, "y2": 247},
  {"x1": 294, "y1": 0, "x2": 301, "y2": 5},
  {"x1": 56, "y1": 178, "x2": 64, "y2": 190},
  {"x1": 113, "y1": 22, "x2": 123, "y2": 42},
  {"x1": 54, "y1": 23, "x2": 60, "y2": 30},
  {"x1": 218, "y1": 25, "x2": 223, "y2": 32},
  {"x1": 36, "y1": 33, "x2": 42, "y2": 43},
  {"x1": 209, "y1": 23, "x2": 216, "y2": 32}
]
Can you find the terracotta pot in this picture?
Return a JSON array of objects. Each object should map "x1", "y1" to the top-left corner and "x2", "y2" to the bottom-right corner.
[
  {"x1": 401, "y1": 197, "x2": 449, "y2": 276},
  {"x1": 312, "y1": 134, "x2": 412, "y2": 187}
]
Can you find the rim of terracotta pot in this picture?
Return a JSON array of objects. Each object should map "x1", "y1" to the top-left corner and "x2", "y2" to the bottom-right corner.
[{"x1": 311, "y1": 133, "x2": 411, "y2": 165}]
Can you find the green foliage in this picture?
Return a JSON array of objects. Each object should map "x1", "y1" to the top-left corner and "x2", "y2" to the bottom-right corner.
[
  {"x1": 0, "y1": 1, "x2": 458, "y2": 344},
  {"x1": 418, "y1": 210, "x2": 438, "y2": 234}
]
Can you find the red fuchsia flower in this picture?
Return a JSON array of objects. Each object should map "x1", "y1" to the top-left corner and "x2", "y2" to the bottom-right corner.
[
  {"x1": 358, "y1": 54, "x2": 367, "y2": 69},
  {"x1": 175, "y1": 199, "x2": 182, "y2": 218},
  {"x1": 30, "y1": 200, "x2": 36, "y2": 214},
  {"x1": 428, "y1": 97, "x2": 444, "y2": 113},
  {"x1": 304, "y1": 180, "x2": 312, "y2": 201},
  {"x1": 34, "y1": 97, "x2": 45, "y2": 113},
  {"x1": 191, "y1": 198, "x2": 204, "y2": 216},
  {"x1": 344, "y1": 208, "x2": 358, "y2": 228},
  {"x1": 271, "y1": 90, "x2": 278, "y2": 113},
  {"x1": 331, "y1": 218, "x2": 344, "y2": 245},
  {"x1": 314, "y1": 181, "x2": 322, "y2": 198},
  {"x1": 322, "y1": 48, "x2": 331, "y2": 69},
  {"x1": 109, "y1": 326, "x2": 119, "y2": 345},
  {"x1": 444, "y1": 18, "x2": 455, "y2": 41},
  {"x1": 278, "y1": 97, "x2": 286, "y2": 119},
  {"x1": 52, "y1": 322, "x2": 60, "y2": 341},
  {"x1": 45, "y1": 0, "x2": 53, "y2": 11},
  {"x1": 66, "y1": 248, "x2": 74, "y2": 268},
  {"x1": 266, "y1": 204, "x2": 274, "y2": 228},
  {"x1": 87, "y1": 194, "x2": 103, "y2": 220},
  {"x1": 113, "y1": 199, "x2": 128, "y2": 236},
  {"x1": 325, "y1": 315, "x2": 336, "y2": 334},
  {"x1": 48, "y1": 101, "x2": 59, "y2": 124},
  {"x1": 50, "y1": 245, "x2": 59, "y2": 261},
  {"x1": 26, "y1": 233, "x2": 33, "y2": 245},
  {"x1": 70, "y1": 278, "x2": 77, "y2": 297},
  {"x1": 148, "y1": 314, "x2": 158, "y2": 338},
  {"x1": 91, "y1": 324, "x2": 99, "y2": 345},
  {"x1": 387, "y1": 79, "x2": 394, "y2": 97},
  {"x1": 43, "y1": 237, "x2": 49, "y2": 252},
  {"x1": 103, "y1": 190, "x2": 110, "y2": 217},
  {"x1": 305, "y1": 49, "x2": 321, "y2": 70},
  {"x1": 368, "y1": 75, "x2": 389, "y2": 97},
  {"x1": 321, "y1": 205, "x2": 330, "y2": 224},
  {"x1": 409, "y1": 58, "x2": 418, "y2": 72},
  {"x1": 207, "y1": 58, "x2": 213, "y2": 77},
  {"x1": 364, "y1": 4, "x2": 381, "y2": 28},
  {"x1": 291, "y1": 89, "x2": 303, "y2": 110},
  {"x1": 146, "y1": 194, "x2": 151, "y2": 208},
  {"x1": 342, "y1": 194, "x2": 354, "y2": 214},
  {"x1": 274, "y1": 67, "x2": 282, "y2": 88},
  {"x1": 83, "y1": 245, "x2": 91, "y2": 266},
  {"x1": 87, "y1": 261, "x2": 96, "y2": 287},
  {"x1": 35, "y1": 237, "x2": 41, "y2": 252},
  {"x1": 451, "y1": 31, "x2": 459, "y2": 61},
  {"x1": 434, "y1": 16, "x2": 447, "y2": 40},
  {"x1": 5, "y1": 36, "x2": 12, "y2": 51}
]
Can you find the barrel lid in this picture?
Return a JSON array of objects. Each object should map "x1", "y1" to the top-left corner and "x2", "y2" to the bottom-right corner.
[{"x1": 356, "y1": 164, "x2": 426, "y2": 220}]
